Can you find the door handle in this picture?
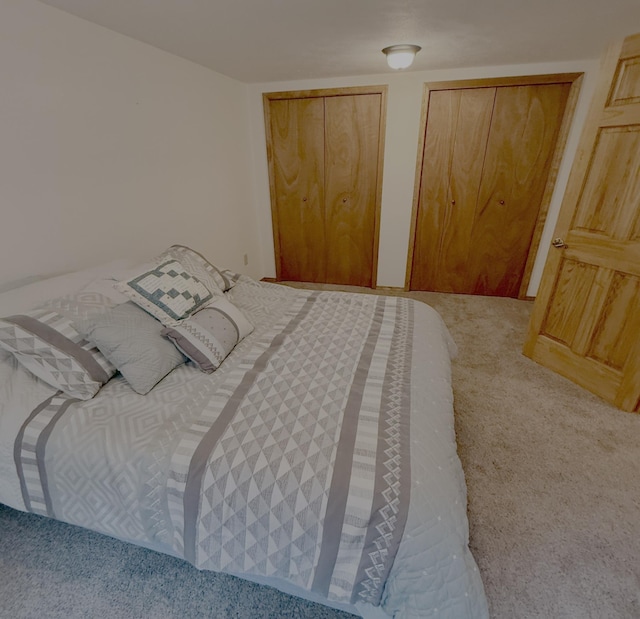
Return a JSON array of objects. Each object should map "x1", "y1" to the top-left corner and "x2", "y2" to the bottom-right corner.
[{"x1": 552, "y1": 238, "x2": 568, "y2": 249}]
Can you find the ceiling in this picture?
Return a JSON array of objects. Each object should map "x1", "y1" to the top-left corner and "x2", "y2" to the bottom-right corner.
[{"x1": 38, "y1": 0, "x2": 640, "y2": 83}]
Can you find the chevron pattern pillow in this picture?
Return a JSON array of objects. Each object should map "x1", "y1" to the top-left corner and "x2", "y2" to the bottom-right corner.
[
  {"x1": 162, "y1": 297, "x2": 253, "y2": 373},
  {"x1": 0, "y1": 309, "x2": 116, "y2": 399}
]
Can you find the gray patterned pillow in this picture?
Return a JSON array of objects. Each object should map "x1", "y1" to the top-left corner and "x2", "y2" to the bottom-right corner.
[
  {"x1": 75, "y1": 302, "x2": 187, "y2": 395},
  {"x1": 115, "y1": 259, "x2": 215, "y2": 325},
  {"x1": 0, "y1": 309, "x2": 116, "y2": 400},
  {"x1": 162, "y1": 297, "x2": 253, "y2": 373},
  {"x1": 158, "y1": 245, "x2": 241, "y2": 293}
]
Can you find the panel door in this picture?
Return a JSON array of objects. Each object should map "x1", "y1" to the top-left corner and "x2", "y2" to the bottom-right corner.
[
  {"x1": 410, "y1": 80, "x2": 572, "y2": 297},
  {"x1": 268, "y1": 97, "x2": 325, "y2": 282},
  {"x1": 324, "y1": 94, "x2": 382, "y2": 287},
  {"x1": 524, "y1": 33, "x2": 640, "y2": 412}
]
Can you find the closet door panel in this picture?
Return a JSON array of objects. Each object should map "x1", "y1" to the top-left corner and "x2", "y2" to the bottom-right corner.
[
  {"x1": 408, "y1": 75, "x2": 580, "y2": 298},
  {"x1": 468, "y1": 83, "x2": 571, "y2": 296},
  {"x1": 410, "y1": 89, "x2": 459, "y2": 292},
  {"x1": 269, "y1": 98, "x2": 325, "y2": 282},
  {"x1": 324, "y1": 94, "x2": 381, "y2": 286},
  {"x1": 410, "y1": 88, "x2": 495, "y2": 292}
]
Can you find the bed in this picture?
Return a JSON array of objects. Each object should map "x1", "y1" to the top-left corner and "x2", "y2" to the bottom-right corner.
[{"x1": 0, "y1": 246, "x2": 488, "y2": 619}]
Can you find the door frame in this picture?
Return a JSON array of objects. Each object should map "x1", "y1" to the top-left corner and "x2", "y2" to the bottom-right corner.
[
  {"x1": 263, "y1": 85, "x2": 388, "y2": 287},
  {"x1": 404, "y1": 73, "x2": 583, "y2": 297}
]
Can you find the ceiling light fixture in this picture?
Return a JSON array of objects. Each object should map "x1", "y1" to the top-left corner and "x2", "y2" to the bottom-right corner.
[{"x1": 382, "y1": 44, "x2": 422, "y2": 70}]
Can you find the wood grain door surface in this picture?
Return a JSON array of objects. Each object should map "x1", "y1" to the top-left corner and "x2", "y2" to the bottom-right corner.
[
  {"x1": 266, "y1": 89, "x2": 384, "y2": 287},
  {"x1": 324, "y1": 94, "x2": 381, "y2": 286},
  {"x1": 524, "y1": 33, "x2": 640, "y2": 412},
  {"x1": 410, "y1": 81, "x2": 572, "y2": 297},
  {"x1": 268, "y1": 98, "x2": 325, "y2": 283}
]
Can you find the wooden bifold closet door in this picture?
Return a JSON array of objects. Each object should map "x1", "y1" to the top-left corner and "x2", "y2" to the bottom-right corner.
[
  {"x1": 408, "y1": 75, "x2": 582, "y2": 298},
  {"x1": 264, "y1": 87, "x2": 386, "y2": 287}
]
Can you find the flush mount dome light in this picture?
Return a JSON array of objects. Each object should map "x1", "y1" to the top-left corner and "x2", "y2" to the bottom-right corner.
[{"x1": 382, "y1": 44, "x2": 422, "y2": 69}]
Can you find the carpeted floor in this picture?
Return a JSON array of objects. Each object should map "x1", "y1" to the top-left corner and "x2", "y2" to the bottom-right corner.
[
  {"x1": 402, "y1": 289, "x2": 640, "y2": 619},
  {"x1": 1, "y1": 284, "x2": 639, "y2": 618}
]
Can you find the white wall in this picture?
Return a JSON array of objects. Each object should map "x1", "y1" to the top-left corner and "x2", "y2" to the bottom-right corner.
[
  {"x1": 0, "y1": 0, "x2": 600, "y2": 295},
  {"x1": 248, "y1": 59, "x2": 599, "y2": 295},
  {"x1": 0, "y1": 0, "x2": 261, "y2": 286}
]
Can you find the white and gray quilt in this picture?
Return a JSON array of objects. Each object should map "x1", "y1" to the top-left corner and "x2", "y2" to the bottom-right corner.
[{"x1": 0, "y1": 277, "x2": 488, "y2": 618}]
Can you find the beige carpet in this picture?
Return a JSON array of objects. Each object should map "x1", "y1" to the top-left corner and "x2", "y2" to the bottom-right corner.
[{"x1": 282, "y1": 282, "x2": 640, "y2": 619}]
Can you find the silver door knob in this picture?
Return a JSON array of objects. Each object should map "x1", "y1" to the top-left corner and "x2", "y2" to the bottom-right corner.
[{"x1": 552, "y1": 238, "x2": 568, "y2": 249}]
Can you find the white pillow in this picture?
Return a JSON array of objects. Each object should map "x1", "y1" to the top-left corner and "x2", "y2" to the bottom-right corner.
[{"x1": 0, "y1": 259, "x2": 137, "y2": 317}]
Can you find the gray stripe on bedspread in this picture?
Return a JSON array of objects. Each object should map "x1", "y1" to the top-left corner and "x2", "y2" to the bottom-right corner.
[
  {"x1": 15, "y1": 393, "x2": 80, "y2": 516},
  {"x1": 311, "y1": 296, "x2": 387, "y2": 597},
  {"x1": 182, "y1": 293, "x2": 319, "y2": 564},
  {"x1": 352, "y1": 299, "x2": 414, "y2": 604},
  {"x1": 14, "y1": 395, "x2": 56, "y2": 513},
  {"x1": 36, "y1": 397, "x2": 80, "y2": 517}
]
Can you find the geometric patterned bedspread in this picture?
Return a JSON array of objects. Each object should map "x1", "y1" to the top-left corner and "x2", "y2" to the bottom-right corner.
[{"x1": 5, "y1": 278, "x2": 489, "y2": 619}]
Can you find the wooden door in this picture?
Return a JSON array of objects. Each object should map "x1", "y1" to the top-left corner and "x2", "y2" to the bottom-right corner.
[
  {"x1": 409, "y1": 88, "x2": 494, "y2": 293},
  {"x1": 468, "y1": 84, "x2": 573, "y2": 296},
  {"x1": 324, "y1": 94, "x2": 382, "y2": 286},
  {"x1": 408, "y1": 76, "x2": 580, "y2": 297},
  {"x1": 264, "y1": 87, "x2": 386, "y2": 287},
  {"x1": 267, "y1": 97, "x2": 325, "y2": 282},
  {"x1": 524, "y1": 34, "x2": 640, "y2": 412}
]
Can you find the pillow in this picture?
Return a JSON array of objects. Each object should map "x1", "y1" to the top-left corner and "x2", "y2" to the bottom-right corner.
[
  {"x1": 37, "y1": 284, "x2": 128, "y2": 324},
  {"x1": 219, "y1": 268, "x2": 242, "y2": 291},
  {"x1": 77, "y1": 276, "x2": 132, "y2": 306},
  {"x1": 75, "y1": 302, "x2": 186, "y2": 395},
  {"x1": 162, "y1": 297, "x2": 253, "y2": 373},
  {"x1": 0, "y1": 309, "x2": 116, "y2": 400},
  {"x1": 158, "y1": 245, "x2": 241, "y2": 293},
  {"x1": 0, "y1": 258, "x2": 138, "y2": 317},
  {"x1": 115, "y1": 259, "x2": 215, "y2": 325}
]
